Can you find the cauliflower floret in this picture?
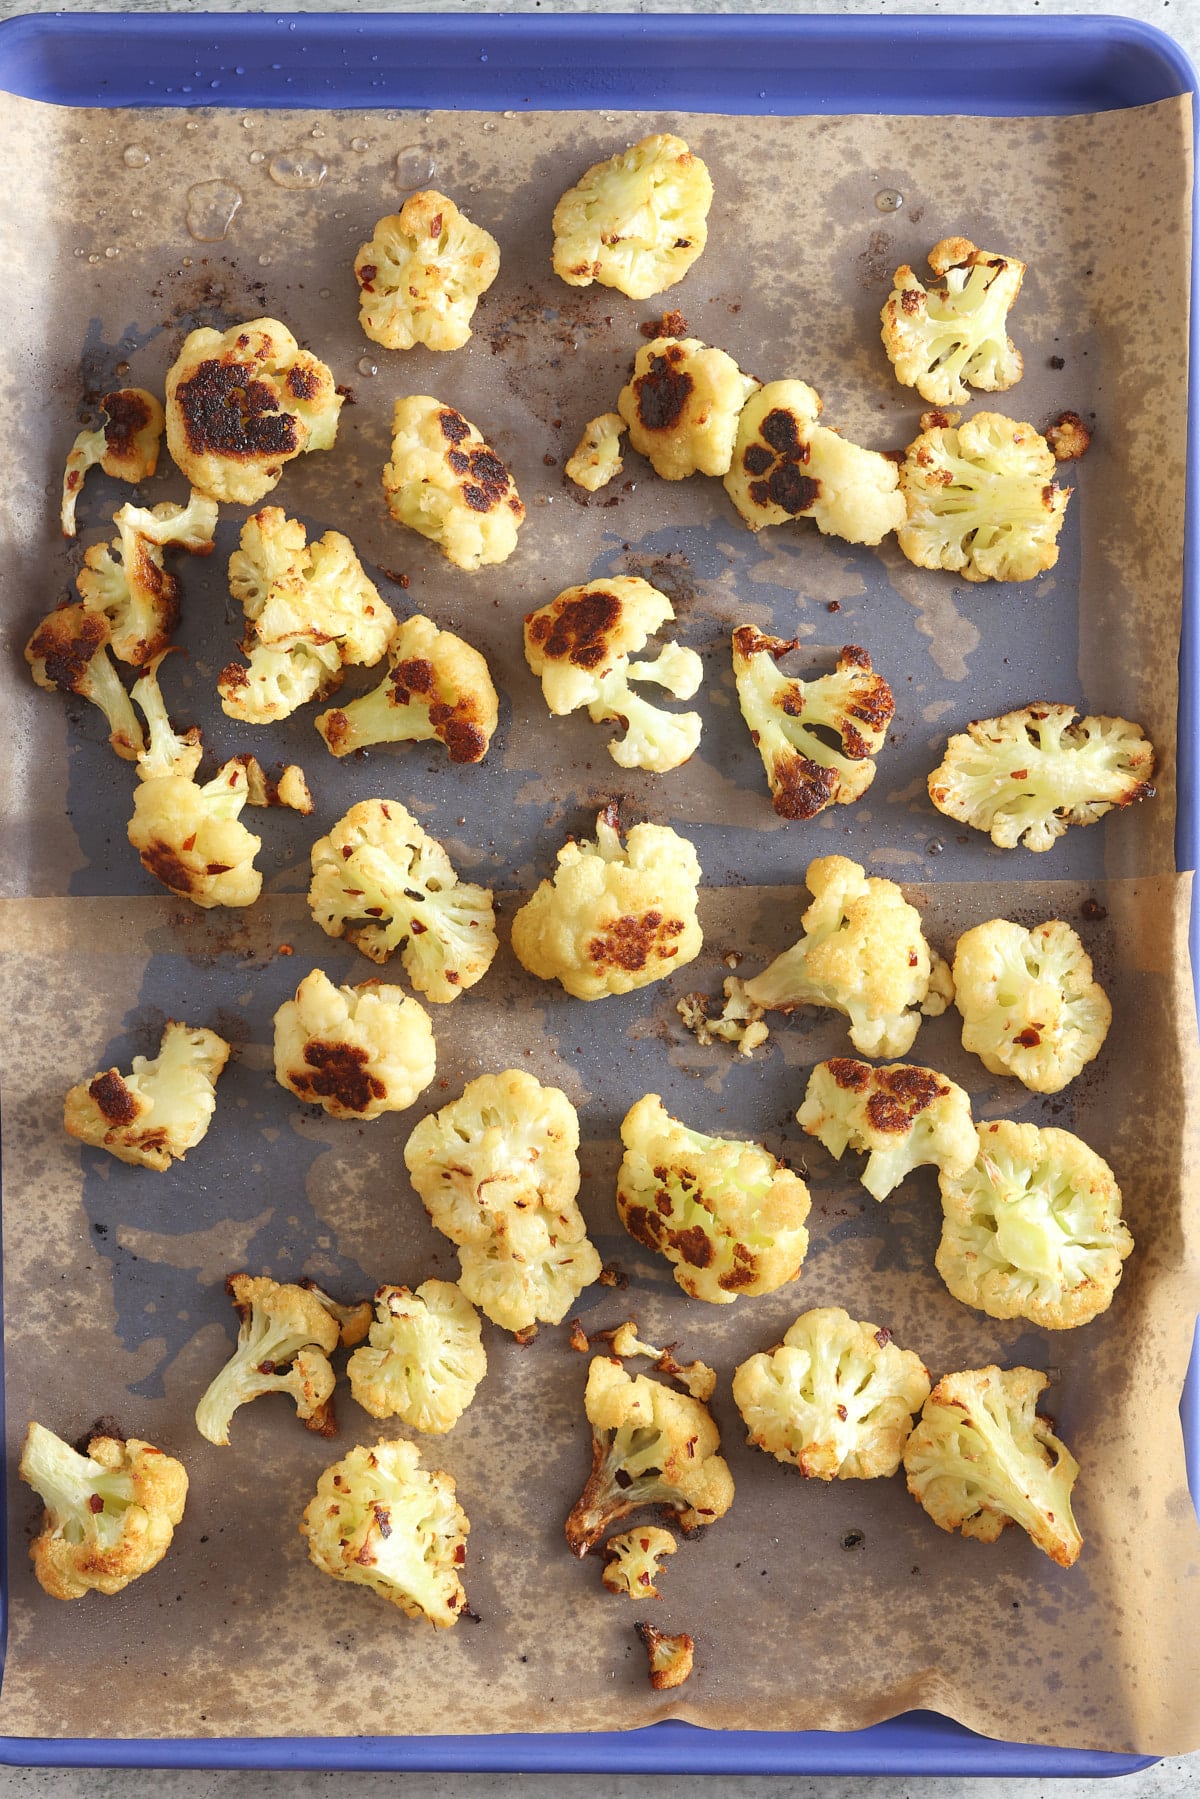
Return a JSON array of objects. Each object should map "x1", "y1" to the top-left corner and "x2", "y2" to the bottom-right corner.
[
  {"x1": 164, "y1": 317, "x2": 342, "y2": 506},
  {"x1": 732, "y1": 1307, "x2": 930, "y2": 1480},
  {"x1": 903, "y1": 1365, "x2": 1082, "y2": 1567},
  {"x1": 235, "y1": 754, "x2": 313, "y2": 814},
  {"x1": 20, "y1": 1423, "x2": 187, "y2": 1601},
  {"x1": 898, "y1": 411, "x2": 1070, "y2": 583},
  {"x1": 272, "y1": 968, "x2": 436, "y2": 1120},
  {"x1": 129, "y1": 746, "x2": 262, "y2": 909},
  {"x1": 952, "y1": 918, "x2": 1111, "y2": 1091},
  {"x1": 194, "y1": 1273, "x2": 342, "y2": 1445},
  {"x1": 564, "y1": 1356, "x2": 734, "y2": 1556},
  {"x1": 316, "y1": 614, "x2": 498, "y2": 764},
  {"x1": 76, "y1": 492, "x2": 218, "y2": 667},
  {"x1": 524, "y1": 577, "x2": 703, "y2": 773},
  {"x1": 604, "y1": 1321, "x2": 716, "y2": 1402},
  {"x1": 635, "y1": 1621, "x2": 695, "y2": 1689},
  {"x1": 347, "y1": 1281, "x2": 486, "y2": 1432},
  {"x1": 308, "y1": 799, "x2": 497, "y2": 1002},
  {"x1": 881, "y1": 238, "x2": 1025, "y2": 406},
  {"x1": 61, "y1": 387, "x2": 165, "y2": 537},
  {"x1": 602, "y1": 1526, "x2": 678, "y2": 1599},
  {"x1": 301, "y1": 1438, "x2": 469, "y2": 1626},
  {"x1": 297, "y1": 1279, "x2": 373, "y2": 1348},
  {"x1": 618, "y1": 336, "x2": 759, "y2": 480},
  {"x1": 733, "y1": 630, "x2": 895, "y2": 819},
  {"x1": 456, "y1": 1210, "x2": 604, "y2": 1336},
  {"x1": 1046, "y1": 410, "x2": 1092, "y2": 462},
  {"x1": 25, "y1": 603, "x2": 144, "y2": 760},
  {"x1": 798, "y1": 1057, "x2": 978, "y2": 1202},
  {"x1": 355, "y1": 191, "x2": 500, "y2": 351},
  {"x1": 552, "y1": 133, "x2": 712, "y2": 299},
  {"x1": 617, "y1": 1093, "x2": 811, "y2": 1304},
  {"x1": 63, "y1": 1020, "x2": 230, "y2": 1171},
  {"x1": 677, "y1": 976, "x2": 769, "y2": 1057},
  {"x1": 565, "y1": 412, "x2": 626, "y2": 491},
  {"x1": 724, "y1": 380, "x2": 906, "y2": 545},
  {"x1": 928, "y1": 704, "x2": 1156, "y2": 852},
  {"x1": 744, "y1": 856, "x2": 951, "y2": 1059},
  {"x1": 936, "y1": 1119, "x2": 1133, "y2": 1329},
  {"x1": 382, "y1": 396, "x2": 524, "y2": 571}
]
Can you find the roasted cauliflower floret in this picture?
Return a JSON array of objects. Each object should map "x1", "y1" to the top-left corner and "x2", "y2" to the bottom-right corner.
[
  {"x1": 383, "y1": 396, "x2": 524, "y2": 571},
  {"x1": 904, "y1": 1365, "x2": 1082, "y2": 1566},
  {"x1": 195, "y1": 1273, "x2": 342, "y2": 1445},
  {"x1": 724, "y1": 380, "x2": 906, "y2": 545},
  {"x1": 355, "y1": 192, "x2": 500, "y2": 352},
  {"x1": 301, "y1": 1438, "x2": 469, "y2": 1625},
  {"x1": 732, "y1": 1307, "x2": 930, "y2": 1480},
  {"x1": 602, "y1": 1526, "x2": 678, "y2": 1599},
  {"x1": 510, "y1": 804, "x2": 703, "y2": 1001},
  {"x1": 604, "y1": 1321, "x2": 716, "y2": 1403},
  {"x1": 928, "y1": 704, "x2": 1156, "y2": 852},
  {"x1": 64, "y1": 1020, "x2": 230, "y2": 1171},
  {"x1": 61, "y1": 387, "x2": 165, "y2": 537},
  {"x1": 20, "y1": 1423, "x2": 187, "y2": 1601},
  {"x1": 524, "y1": 577, "x2": 703, "y2": 773},
  {"x1": 733, "y1": 630, "x2": 895, "y2": 820},
  {"x1": 316, "y1": 613, "x2": 498, "y2": 764},
  {"x1": 128, "y1": 743, "x2": 262, "y2": 910},
  {"x1": 898, "y1": 411, "x2": 1070, "y2": 583},
  {"x1": 235, "y1": 754, "x2": 313, "y2": 814},
  {"x1": 565, "y1": 412, "x2": 626, "y2": 491},
  {"x1": 677, "y1": 976, "x2": 769, "y2": 1058},
  {"x1": 552, "y1": 132, "x2": 712, "y2": 298},
  {"x1": 616, "y1": 1093, "x2": 811, "y2": 1304},
  {"x1": 456, "y1": 1210, "x2": 604, "y2": 1337},
  {"x1": 565, "y1": 1356, "x2": 734, "y2": 1556},
  {"x1": 272, "y1": 968, "x2": 436, "y2": 1120},
  {"x1": 881, "y1": 238, "x2": 1025, "y2": 407},
  {"x1": 347, "y1": 1281, "x2": 486, "y2": 1432},
  {"x1": 744, "y1": 856, "x2": 951, "y2": 1058},
  {"x1": 952, "y1": 918, "x2": 1111, "y2": 1091},
  {"x1": 618, "y1": 336, "x2": 759, "y2": 480},
  {"x1": 636, "y1": 1621, "x2": 695, "y2": 1689},
  {"x1": 25, "y1": 603, "x2": 144, "y2": 759},
  {"x1": 76, "y1": 492, "x2": 218, "y2": 667},
  {"x1": 936, "y1": 1120, "x2": 1133, "y2": 1329},
  {"x1": 308, "y1": 799, "x2": 497, "y2": 1002},
  {"x1": 798, "y1": 1057, "x2": 978, "y2": 1202}
]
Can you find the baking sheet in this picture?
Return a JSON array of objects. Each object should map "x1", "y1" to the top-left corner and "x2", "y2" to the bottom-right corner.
[{"x1": 0, "y1": 91, "x2": 1197, "y2": 1753}]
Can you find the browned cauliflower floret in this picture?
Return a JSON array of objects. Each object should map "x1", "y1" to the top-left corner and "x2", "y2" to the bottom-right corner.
[
  {"x1": 618, "y1": 336, "x2": 759, "y2": 480},
  {"x1": 235, "y1": 755, "x2": 313, "y2": 814},
  {"x1": 129, "y1": 750, "x2": 262, "y2": 909},
  {"x1": 76, "y1": 492, "x2": 218, "y2": 667},
  {"x1": 25, "y1": 603, "x2": 144, "y2": 760},
  {"x1": 382, "y1": 396, "x2": 524, "y2": 571},
  {"x1": 898, "y1": 411, "x2": 1070, "y2": 583},
  {"x1": 355, "y1": 192, "x2": 500, "y2": 351},
  {"x1": 272, "y1": 968, "x2": 436, "y2": 1120},
  {"x1": 552, "y1": 133, "x2": 712, "y2": 298},
  {"x1": 64, "y1": 1020, "x2": 230, "y2": 1171},
  {"x1": 194, "y1": 1273, "x2": 343, "y2": 1445},
  {"x1": 677, "y1": 977, "x2": 769, "y2": 1058},
  {"x1": 798, "y1": 1057, "x2": 978, "y2": 1202},
  {"x1": 603, "y1": 1321, "x2": 716, "y2": 1403},
  {"x1": 936, "y1": 1119, "x2": 1133, "y2": 1329},
  {"x1": 61, "y1": 387, "x2": 165, "y2": 537},
  {"x1": 565, "y1": 412, "x2": 626, "y2": 491},
  {"x1": 881, "y1": 238, "x2": 1025, "y2": 407},
  {"x1": 1046, "y1": 410, "x2": 1092, "y2": 462},
  {"x1": 347, "y1": 1281, "x2": 487, "y2": 1432},
  {"x1": 602, "y1": 1526, "x2": 678, "y2": 1599},
  {"x1": 636, "y1": 1621, "x2": 695, "y2": 1689},
  {"x1": 317, "y1": 614, "x2": 498, "y2": 764},
  {"x1": 952, "y1": 918, "x2": 1111, "y2": 1091},
  {"x1": 20, "y1": 1423, "x2": 187, "y2": 1601}
]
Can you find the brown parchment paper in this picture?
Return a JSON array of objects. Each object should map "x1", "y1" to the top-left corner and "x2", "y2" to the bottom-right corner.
[{"x1": 0, "y1": 90, "x2": 1198, "y2": 1754}]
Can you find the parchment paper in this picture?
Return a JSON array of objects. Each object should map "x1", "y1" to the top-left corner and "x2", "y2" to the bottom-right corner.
[{"x1": 0, "y1": 90, "x2": 1197, "y2": 1753}]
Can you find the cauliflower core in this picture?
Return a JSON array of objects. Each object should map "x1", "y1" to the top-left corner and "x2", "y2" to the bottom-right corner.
[
  {"x1": 317, "y1": 613, "x2": 498, "y2": 764},
  {"x1": 733, "y1": 1307, "x2": 930, "y2": 1479},
  {"x1": 64, "y1": 1020, "x2": 230, "y2": 1171},
  {"x1": 524, "y1": 577, "x2": 703, "y2": 772},
  {"x1": 881, "y1": 238, "x2": 1025, "y2": 407},
  {"x1": 566, "y1": 412, "x2": 626, "y2": 491},
  {"x1": 383, "y1": 396, "x2": 524, "y2": 571},
  {"x1": 618, "y1": 336, "x2": 759, "y2": 480},
  {"x1": 928, "y1": 704, "x2": 1156, "y2": 852},
  {"x1": 903, "y1": 1365, "x2": 1082, "y2": 1567},
  {"x1": 273, "y1": 968, "x2": 436, "y2": 1120},
  {"x1": 898, "y1": 411, "x2": 1070, "y2": 583},
  {"x1": 510, "y1": 804, "x2": 703, "y2": 1001},
  {"x1": 617, "y1": 1093, "x2": 811, "y2": 1304},
  {"x1": 348, "y1": 1281, "x2": 486, "y2": 1432},
  {"x1": 552, "y1": 133, "x2": 712, "y2": 298},
  {"x1": 602, "y1": 1526, "x2": 678, "y2": 1599},
  {"x1": 195, "y1": 1273, "x2": 343, "y2": 1446},
  {"x1": 61, "y1": 387, "x2": 165, "y2": 537},
  {"x1": 936, "y1": 1120, "x2": 1133, "y2": 1329},
  {"x1": 355, "y1": 191, "x2": 500, "y2": 351},
  {"x1": 952, "y1": 918, "x2": 1111, "y2": 1091},
  {"x1": 26, "y1": 604, "x2": 145, "y2": 760},
  {"x1": 799, "y1": 1057, "x2": 978, "y2": 1202},
  {"x1": 76, "y1": 492, "x2": 218, "y2": 668}
]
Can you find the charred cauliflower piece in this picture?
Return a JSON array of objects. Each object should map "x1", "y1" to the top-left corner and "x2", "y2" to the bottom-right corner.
[
  {"x1": 677, "y1": 976, "x2": 769, "y2": 1058},
  {"x1": 511, "y1": 804, "x2": 702, "y2": 1001},
  {"x1": 929, "y1": 704, "x2": 1156, "y2": 852},
  {"x1": 733, "y1": 630, "x2": 895, "y2": 820},
  {"x1": 952, "y1": 918, "x2": 1111, "y2": 1091},
  {"x1": 64, "y1": 1020, "x2": 230, "y2": 1171},
  {"x1": 604, "y1": 1321, "x2": 716, "y2": 1403},
  {"x1": 524, "y1": 577, "x2": 703, "y2": 773},
  {"x1": 617, "y1": 1093, "x2": 811, "y2": 1304},
  {"x1": 76, "y1": 492, "x2": 218, "y2": 668},
  {"x1": 164, "y1": 318, "x2": 342, "y2": 506},
  {"x1": 301, "y1": 1438, "x2": 469, "y2": 1625},
  {"x1": 602, "y1": 1526, "x2": 678, "y2": 1599},
  {"x1": 347, "y1": 1281, "x2": 486, "y2": 1432},
  {"x1": 936, "y1": 1120, "x2": 1133, "y2": 1329},
  {"x1": 904, "y1": 1365, "x2": 1082, "y2": 1566},
  {"x1": 618, "y1": 336, "x2": 759, "y2": 480},
  {"x1": 566, "y1": 411, "x2": 626, "y2": 491},
  {"x1": 898, "y1": 411, "x2": 1070, "y2": 583},
  {"x1": 355, "y1": 192, "x2": 500, "y2": 352},
  {"x1": 552, "y1": 132, "x2": 712, "y2": 298},
  {"x1": 316, "y1": 613, "x2": 498, "y2": 764},
  {"x1": 272, "y1": 968, "x2": 436, "y2": 1120},
  {"x1": 732, "y1": 1307, "x2": 930, "y2": 1480},
  {"x1": 308, "y1": 798, "x2": 497, "y2": 1002},
  {"x1": 20, "y1": 1423, "x2": 187, "y2": 1601},
  {"x1": 799, "y1": 1057, "x2": 978, "y2": 1202},
  {"x1": 745, "y1": 856, "x2": 951, "y2": 1059},
  {"x1": 383, "y1": 396, "x2": 524, "y2": 571},
  {"x1": 25, "y1": 603, "x2": 144, "y2": 760},
  {"x1": 61, "y1": 387, "x2": 165, "y2": 537},
  {"x1": 881, "y1": 238, "x2": 1025, "y2": 407},
  {"x1": 724, "y1": 380, "x2": 906, "y2": 545},
  {"x1": 565, "y1": 1356, "x2": 734, "y2": 1556},
  {"x1": 636, "y1": 1621, "x2": 695, "y2": 1689},
  {"x1": 195, "y1": 1273, "x2": 342, "y2": 1445}
]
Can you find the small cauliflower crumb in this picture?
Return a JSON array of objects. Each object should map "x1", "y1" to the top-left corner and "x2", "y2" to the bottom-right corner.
[
  {"x1": 677, "y1": 976, "x2": 769, "y2": 1057},
  {"x1": 1045, "y1": 410, "x2": 1091, "y2": 461},
  {"x1": 565, "y1": 412, "x2": 627, "y2": 491}
]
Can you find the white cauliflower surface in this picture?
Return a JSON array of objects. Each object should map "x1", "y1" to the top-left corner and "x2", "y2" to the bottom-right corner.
[
  {"x1": 724, "y1": 380, "x2": 905, "y2": 544},
  {"x1": 898, "y1": 411, "x2": 1070, "y2": 582},
  {"x1": 952, "y1": 918, "x2": 1111, "y2": 1091},
  {"x1": 618, "y1": 336, "x2": 759, "y2": 479},
  {"x1": 273, "y1": 968, "x2": 436, "y2": 1120},
  {"x1": 799, "y1": 1057, "x2": 978, "y2": 1202},
  {"x1": 552, "y1": 132, "x2": 713, "y2": 298},
  {"x1": 64, "y1": 1021, "x2": 230, "y2": 1171},
  {"x1": 881, "y1": 238, "x2": 1025, "y2": 406},
  {"x1": 382, "y1": 395, "x2": 524, "y2": 570},
  {"x1": 347, "y1": 1281, "x2": 487, "y2": 1431},
  {"x1": 316, "y1": 614, "x2": 498, "y2": 764},
  {"x1": 355, "y1": 191, "x2": 500, "y2": 351}
]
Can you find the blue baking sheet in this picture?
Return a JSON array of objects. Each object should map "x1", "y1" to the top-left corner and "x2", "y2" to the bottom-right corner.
[{"x1": 0, "y1": 10, "x2": 1196, "y2": 1777}]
